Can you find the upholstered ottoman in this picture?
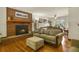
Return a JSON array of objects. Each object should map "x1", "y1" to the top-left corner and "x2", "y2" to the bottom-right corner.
[{"x1": 26, "y1": 36, "x2": 44, "y2": 50}]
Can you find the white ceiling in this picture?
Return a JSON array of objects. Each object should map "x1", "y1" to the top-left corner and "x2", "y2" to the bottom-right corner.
[{"x1": 11, "y1": 7, "x2": 68, "y2": 18}]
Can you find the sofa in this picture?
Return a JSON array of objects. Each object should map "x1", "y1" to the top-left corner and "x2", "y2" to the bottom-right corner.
[{"x1": 33, "y1": 26, "x2": 64, "y2": 47}]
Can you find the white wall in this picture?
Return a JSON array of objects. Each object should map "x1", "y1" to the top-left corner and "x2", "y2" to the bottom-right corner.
[
  {"x1": 32, "y1": 16, "x2": 68, "y2": 31},
  {"x1": 57, "y1": 16, "x2": 69, "y2": 29},
  {"x1": 69, "y1": 8, "x2": 79, "y2": 40},
  {"x1": 31, "y1": 7, "x2": 68, "y2": 31},
  {"x1": 0, "y1": 7, "x2": 7, "y2": 37},
  {"x1": 54, "y1": 8, "x2": 68, "y2": 18}
]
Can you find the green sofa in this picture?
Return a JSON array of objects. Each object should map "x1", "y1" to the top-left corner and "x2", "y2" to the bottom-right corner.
[{"x1": 33, "y1": 27, "x2": 64, "y2": 47}]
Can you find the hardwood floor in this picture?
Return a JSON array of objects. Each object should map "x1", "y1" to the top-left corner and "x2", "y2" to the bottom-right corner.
[{"x1": 0, "y1": 35, "x2": 71, "y2": 52}]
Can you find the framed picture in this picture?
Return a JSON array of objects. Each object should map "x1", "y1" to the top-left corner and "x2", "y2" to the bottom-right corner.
[{"x1": 15, "y1": 11, "x2": 28, "y2": 18}]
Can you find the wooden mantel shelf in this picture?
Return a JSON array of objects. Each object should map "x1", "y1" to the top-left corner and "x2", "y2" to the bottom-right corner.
[{"x1": 8, "y1": 20, "x2": 32, "y2": 23}]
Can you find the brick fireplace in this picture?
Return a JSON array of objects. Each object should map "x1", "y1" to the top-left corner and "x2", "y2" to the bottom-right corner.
[{"x1": 7, "y1": 8, "x2": 32, "y2": 36}]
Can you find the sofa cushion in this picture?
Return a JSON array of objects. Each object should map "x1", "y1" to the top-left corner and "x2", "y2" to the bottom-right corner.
[
  {"x1": 34, "y1": 29, "x2": 39, "y2": 33},
  {"x1": 38, "y1": 28, "x2": 45, "y2": 34},
  {"x1": 52, "y1": 29, "x2": 61, "y2": 34},
  {"x1": 40, "y1": 34, "x2": 56, "y2": 41},
  {"x1": 47, "y1": 28, "x2": 61, "y2": 36},
  {"x1": 40, "y1": 34, "x2": 56, "y2": 44},
  {"x1": 36, "y1": 27, "x2": 62, "y2": 36},
  {"x1": 33, "y1": 33, "x2": 40, "y2": 37}
]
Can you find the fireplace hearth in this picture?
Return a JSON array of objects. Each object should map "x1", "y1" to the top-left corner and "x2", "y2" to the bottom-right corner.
[{"x1": 16, "y1": 25, "x2": 28, "y2": 35}]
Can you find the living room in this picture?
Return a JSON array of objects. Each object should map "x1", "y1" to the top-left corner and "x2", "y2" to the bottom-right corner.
[{"x1": 0, "y1": 7, "x2": 79, "y2": 52}]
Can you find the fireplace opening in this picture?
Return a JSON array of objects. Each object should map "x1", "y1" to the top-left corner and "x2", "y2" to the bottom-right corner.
[{"x1": 16, "y1": 25, "x2": 28, "y2": 35}]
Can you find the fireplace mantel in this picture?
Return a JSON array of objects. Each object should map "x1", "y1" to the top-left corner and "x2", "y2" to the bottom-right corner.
[{"x1": 8, "y1": 20, "x2": 32, "y2": 23}]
